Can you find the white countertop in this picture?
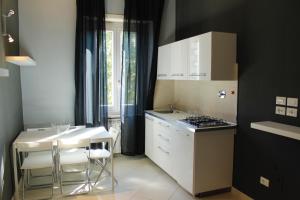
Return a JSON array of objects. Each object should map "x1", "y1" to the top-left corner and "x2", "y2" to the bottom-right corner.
[
  {"x1": 251, "y1": 121, "x2": 300, "y2": 141},
  {"x1": 146, "y1": 110, "x2": 236, "y2": 132}
]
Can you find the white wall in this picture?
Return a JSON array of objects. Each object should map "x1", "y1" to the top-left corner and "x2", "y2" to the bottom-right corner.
[
  {"x1": 18, "y1": 0, "x2": 125, "y2": 127},
  {"x1": 19, "y1": 0, "x2": 76, "y2": 126}
]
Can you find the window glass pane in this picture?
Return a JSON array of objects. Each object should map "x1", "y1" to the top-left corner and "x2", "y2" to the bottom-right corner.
[{"x1": 106, "y1": 31, "x2": 114, "y2": 106}]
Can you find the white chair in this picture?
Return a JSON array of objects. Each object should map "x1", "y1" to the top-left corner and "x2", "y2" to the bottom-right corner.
[
  {"x1": 88, "y1": 127, "x2": 120, "y2": 187},
  {"x1": 57, "y1": 138, "x2": 90, "y2": 195},
  {"x1": 24, "y1": 127, "x2": 57, "y2": 182},
  {"x1": 16, "y1": 141, "x2": 55, "y2": 200}
]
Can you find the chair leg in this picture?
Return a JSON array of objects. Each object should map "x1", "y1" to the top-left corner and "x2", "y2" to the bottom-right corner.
[
  {"x1": 89, "y1": 160, "x2": 95, "y2": 176},
  {"x1": 60, "y1": 169, "x2": 63, "y2": 195},
  {"x1": 86, "y1": 165, "x2": 90, "y2": 192},
  {"x1": 51, "y1": 169, "x2": 55, "y2": 198},
  {"x1": 22, "y1": 170, "x2": 25, "y2": 200},
  {"x1": 27, "y1": 170, "x2": 30, "y2": 187},
  {"x1": 93, "y1": 161, "x2": 108, "y2": 188},
  {"x1": 96, "y1": 159, "x2": 118, "y2": 184}
]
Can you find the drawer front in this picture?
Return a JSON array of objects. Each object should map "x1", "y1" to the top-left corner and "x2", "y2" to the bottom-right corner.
[
  {"x1": 154, "y1": 130, "x2": 172, "y2": 149},
  {"x1": 156, "y1": 119, "x2": 172, "y2": 133},
  {"x1": 153, "y1": 143, "x2": 171, "y2": 173}
]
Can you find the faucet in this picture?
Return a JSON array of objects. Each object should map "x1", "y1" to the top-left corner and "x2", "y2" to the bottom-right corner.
[{"x1": 169, "y1": 104, "x2": 174, "y2": 112}]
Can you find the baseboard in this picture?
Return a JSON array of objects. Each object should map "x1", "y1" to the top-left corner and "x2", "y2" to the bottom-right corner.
[{"x1": 231, "y1": 187, "x2": 253, "y2": 200}]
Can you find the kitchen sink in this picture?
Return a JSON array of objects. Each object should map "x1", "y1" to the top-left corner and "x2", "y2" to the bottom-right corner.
[{"x1": 154, "y1": 110, "x2": 174, "y2": 114}]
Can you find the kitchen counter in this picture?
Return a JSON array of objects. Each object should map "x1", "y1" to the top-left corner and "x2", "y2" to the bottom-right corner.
[
  {"x1": 145, "y1": 110, "x2": 237, "y2": 133},
  {"x1": 145, "y1": 110, "x2": 235, "y2": 195}
]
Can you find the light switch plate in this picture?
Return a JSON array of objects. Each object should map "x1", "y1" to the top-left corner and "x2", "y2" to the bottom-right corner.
[
  {"x1": 260, "y1": 176, "x2": 270, "y2": 187},
  {"x1": 286, "y1": 107, "x2": 297, "y2": 117},
  {"x1": 275, "y1": 106, "x2": 286, "y2": 115},
  {"x1": 276, "y1": 96, "x2": 286, "y2": 105},
  {"x1": 287, "y1": 98, "x2": 298, "y2": 107}
]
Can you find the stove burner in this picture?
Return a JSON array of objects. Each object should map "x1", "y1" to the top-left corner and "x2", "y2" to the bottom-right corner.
[{"x1": 179, "y1": 116, "x2": 231, "y2": 128}]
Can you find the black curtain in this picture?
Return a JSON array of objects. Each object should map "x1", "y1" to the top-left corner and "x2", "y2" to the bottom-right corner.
[
  {"x1": 121, "y1": 0, "x2": 165, "y2": 155},
  {"x1": 75, "y1": 0, "x2": 108, "y2": 128}
]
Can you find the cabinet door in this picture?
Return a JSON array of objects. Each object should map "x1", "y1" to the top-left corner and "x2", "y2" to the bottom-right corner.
[
  {"x1": 157, "y1": 45, "x2": 171, "y2": 80},
  {"x1": 172, "y1": 129, "x2": 194, "y2": 194},
  {"x1": 188, "y1": 34, "x2": 211, "y2": 80},
  {"x1": 170, "y1": 40, "x2": 188, "y2": 80},
  {"x1": 145, "y1": 114, "x2": 155, "y2": 159}
]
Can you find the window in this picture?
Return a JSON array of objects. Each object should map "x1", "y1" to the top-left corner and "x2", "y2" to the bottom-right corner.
[{"x1": 106, "y1": 22, "x2": 123, "y2": 115}]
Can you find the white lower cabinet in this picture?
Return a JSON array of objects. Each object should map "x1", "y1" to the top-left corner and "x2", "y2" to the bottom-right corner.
[
  {"x1": 145, "y1": 114, "x2": 234, "y2": 196},
  {"x1": 172, "y1": 128, "x2": 194, "y2": 194},
  {"x1": 145, "y1": 114, "x2": 155, "y2": 160},
  {"x1": 145, "y1": 114, "x2": 193, "y2": 193}
]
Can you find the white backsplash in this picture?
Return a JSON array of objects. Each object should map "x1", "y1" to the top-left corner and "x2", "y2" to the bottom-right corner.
[{"x1": 154, "y1": 80, "x2": 237, "y2": 122}]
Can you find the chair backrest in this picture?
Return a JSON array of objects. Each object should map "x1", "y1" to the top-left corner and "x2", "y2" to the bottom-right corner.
[
  {"x1": 109, "y1": 127, "x2": 120, "y2": 150},
  {"x1": 58, "y1": 138, "x2": 90, "y2": 150},
  {"x1": 16, "y1": 141, "x2": 53, "y2": 152}
]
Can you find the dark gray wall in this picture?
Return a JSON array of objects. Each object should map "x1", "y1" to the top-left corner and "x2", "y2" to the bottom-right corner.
[
  {"x1": 0, "y1": 0, "x2": 23, "y2": 199},
  {"x1": 176, "y1": 0, "x2": 300, "y2": 199}
]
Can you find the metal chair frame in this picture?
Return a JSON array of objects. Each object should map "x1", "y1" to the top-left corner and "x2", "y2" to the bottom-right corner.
[
  {"x1": 89, "y1": 127, "x2": 120, "y2": 188},
  {"x1": 57, "y1": 139, "x2": 91, "y2": 196},
  {"x1": 16, "y1": 142, "x2": 55, "y2": 200}
]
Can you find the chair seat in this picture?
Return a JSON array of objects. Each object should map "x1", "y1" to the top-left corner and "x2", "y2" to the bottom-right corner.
[
  {"x1": 21, "y1": 152, "x2": 53, "y2": 169},
  {"x1": 60, "y1": 149, "x2": 88, "y2": 165},
  {"x1": 88, "y1": 149, "x2": 111, "y2": 159}
]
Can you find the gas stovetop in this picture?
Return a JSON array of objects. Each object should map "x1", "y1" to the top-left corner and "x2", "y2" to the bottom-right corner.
[{"x1": 178, "y1": 116, "x2": 233, "y2": 129}]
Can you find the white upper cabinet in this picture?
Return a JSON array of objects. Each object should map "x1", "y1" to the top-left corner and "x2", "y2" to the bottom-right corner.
[
  {"x1": 157, "y1": 45, "x2": 171, "y2": 80},
  {"x1": 188, "y1": 32, "x2": 237, "y2": 80},
  {"x1": 157, "y1": 31, "x2": 237, "y2": 81},
  {"x1": 170, "y1": 40, "x2": 188, "y2": 80},
  {"x1": 188, "y1": 34, "x2": 211, "y2": 80}
]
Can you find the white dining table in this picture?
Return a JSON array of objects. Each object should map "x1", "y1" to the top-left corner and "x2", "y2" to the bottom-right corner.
[{"x1": 12, "y1": 126, "x2": 114, "y2": 200}]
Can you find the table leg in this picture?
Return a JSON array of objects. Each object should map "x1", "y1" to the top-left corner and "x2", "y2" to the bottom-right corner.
[
  {"x1": 13, "y1": 144, "x2": 19, "y2": 200},
  {"x1": 110, "y1": 138, "x2": 114, "y2": 191}
]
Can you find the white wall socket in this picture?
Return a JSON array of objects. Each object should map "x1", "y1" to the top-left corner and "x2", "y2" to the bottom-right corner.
[
  {"x1": 260, "y1": 176, "x2": 270, "y2": 187},
  {"x1": 275, "y1": 106, "x2": 286, "y2": 115},
  {"x1": 287, "y1": 97, "x2": 298, "y2": 107},
  {"x1": 286, "y1": 107, "x2": 298, "y2": 117},
  {"x1": 276, "y1": 96, "x2": 286, "y2": 105}
]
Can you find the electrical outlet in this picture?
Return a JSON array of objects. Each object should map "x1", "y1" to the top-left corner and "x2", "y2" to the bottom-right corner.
[
  {"x1": 286, "y1": 107, "x2": 298, "y2": 117},
  {"x1": 275, "y1": 106, "x2": 286, "y2": 115},
  {"x1": 260, "y1": 176, "x2": 270, "y2": 187},
  {"x1": 276, "y1": 96, "x2": 286, "y2": 105},
  {"x1": 287, "y1": 98, "x2": 298, "y2": 107}
]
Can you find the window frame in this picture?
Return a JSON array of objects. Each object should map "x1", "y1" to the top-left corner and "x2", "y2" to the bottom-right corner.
[{"x1": 106, "y1": 21, "x2": 123, "y2": 116}]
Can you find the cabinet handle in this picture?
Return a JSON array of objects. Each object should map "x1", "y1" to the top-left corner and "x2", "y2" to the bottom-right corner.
[
  {"x1": 171, "y1": 73, "x2": 184, "y2": 76},
  {"x1": 158, "y1": 122, "x2": 170, "y2": 128},
  {"x1": 158, "y1": 134, "x2": 170, "y2": 142},
  {"x1": 158, "y1": 74, "x2": 167, "y2": 77},
  {"x1": 145, "y1": 116, "x2": 154, "y2": 121},
  {"x1": 157, "y1": 146, "x2": 170, "y2": 154},
  {"x1": 189, "y1": 72, "x2": 207, "y2": 76}
]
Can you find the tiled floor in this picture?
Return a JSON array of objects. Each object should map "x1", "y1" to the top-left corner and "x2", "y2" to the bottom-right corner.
[{"x1": 22, "y1": 155, "x2": 251, "y2": 200}]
